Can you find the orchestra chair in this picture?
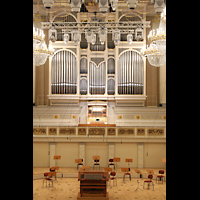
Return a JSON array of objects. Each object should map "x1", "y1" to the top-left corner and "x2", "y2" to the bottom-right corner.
[
  {"x1": 50, "y1": 166, "x2": 59, "y2": 180},
  {"x1": 108, "y1": 159, "x2": 115, "y2": 170},
  {"x1": 93, "y1": 156, "x2": 100, "y2": 170},
  {"x1": 121, "y1": 168, "x2": 131, "y2": 181},
  {"x1": 75, "y1": 159, "x2": 83, "y2": 170},
  {"x1": 109, "y1": 171, "x2": 117, "y2": 186},
  {"x1": 42, "y1": 172, "x2": 56, "y2": 189},
  {"x1": 156, "y1": 170, "x2": 165, "y2": 183},
  {"x1": 143, "y1": 174, "x2": 154, "y2": 190}
]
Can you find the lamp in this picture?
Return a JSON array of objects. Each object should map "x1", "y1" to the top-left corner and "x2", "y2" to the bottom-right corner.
[
  {"x1": 63, "y1": 33, "x2": 69, "y2": 44},
  {"x1": 98, "y1": 27, "x2": 107, "y2": 45},
  {"x1": 127, "y1": 33, "x2": 133, "y2": 45},
  {"x1": 71, "y1": 30, "x2": 81, "y2": 45},
  {"x1": 112, "y1": 29, "x2": 120, "y2": 45},
  {"x1": 85, "y1": 29, "x2": 96, "y2": 44}
]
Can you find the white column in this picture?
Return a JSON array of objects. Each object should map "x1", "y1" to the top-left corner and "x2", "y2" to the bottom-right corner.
[
  {"x1": 79, "y1": 143, "x2": 85, "y2": 164},
  {"x1": 33, "y1": 58, "x2": 36, "y2": 105},
  {"x1": 108, "y1": 143, "x2": 114, "y2": 159},
  {"x1": 49, "y1": 142, "x2": 56, "y2": 167},
  {"x1": 137, "y1": 143, "x2": 144, "y2": 168},
  {"x1": 159, "y1": 63, "x2": 166, "y2": 106}
]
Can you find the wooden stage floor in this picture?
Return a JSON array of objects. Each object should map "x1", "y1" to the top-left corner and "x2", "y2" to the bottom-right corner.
[{"x1": 33, "y1": 167, "x2": 166, "y2": 200}]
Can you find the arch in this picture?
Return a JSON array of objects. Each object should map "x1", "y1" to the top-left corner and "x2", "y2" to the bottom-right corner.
[
  {"x1": 51, "y1": 49, "x2": 77, "y2": 94},
  {"x1": 107, "y1": 57, "x2": 115, "y2": 74},
  {"x1": 89, "y1": 61, "x2": 106, "y2": 95},
  {"x1": 80, "y1": 57, "x2": 88, "y2": 74},
  {"x1": 118, "y1": 50, "x2": 144, "y2": 95}
]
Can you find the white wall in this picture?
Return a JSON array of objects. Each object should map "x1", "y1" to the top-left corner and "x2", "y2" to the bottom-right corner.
[
  {"x1": 33, "y1": 142, "x2": 50, "y2": 167},
  {"x1": 143, "y1": 143, "x2": 166, "y2": 168},
  {"x1": 85, "y1": 143, "x2": 109, "y2": 168},
  {"x1": 114, "y1": 143, "x2": 138, "y2": 168},
  {"x1": 33, "y1": 142, "x2": 166, "y2": 168}
]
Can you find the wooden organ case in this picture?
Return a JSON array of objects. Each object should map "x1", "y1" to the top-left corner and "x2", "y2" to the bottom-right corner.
[{"x1": 77, "y1": 171, "x2": 109, "y2": 200}]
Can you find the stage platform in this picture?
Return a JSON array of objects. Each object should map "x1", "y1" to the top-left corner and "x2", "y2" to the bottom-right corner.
[{"x1": 33, "y1": 167, "x2": 166, "y2": 200}]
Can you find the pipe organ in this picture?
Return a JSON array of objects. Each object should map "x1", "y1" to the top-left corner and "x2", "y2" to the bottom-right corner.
[
  {"x1": 51, "y1": 49, "x2": 144, "y2": 95},
  {"x1": 118, "y1": 50, "x2": 144, "y2": 95},
  {"x1": 51, "y1": 50, "x2": 77, "y2": 94}
]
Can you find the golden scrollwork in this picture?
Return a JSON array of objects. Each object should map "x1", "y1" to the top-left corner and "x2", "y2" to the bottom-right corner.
[
  {"x1": 147, "y1": 128, "x2": 164, "y2": 136},
  {"x1": 33, "y1": 127, "x2": 46, "y2": 135},
  {"x1": 107, "y1": 128, "x2": 116, "y2": 136},
  {"x1": 118, "y1": 128, "x2": 134, "y2": 136},
  {"x1": 89, "y1": 128, "x2": 105, "y2": 136},
  {"x1": 137, "y1": 128, "x2": 145, "y2": 136},
  {"x1": 59, "y1": 128, "x2": 76, "y2": 135},
  {"x1": 78, "y1": 128, "x2": 86, "y2": 135},
  {"x1": 49, "y1": 127, "x2": 57, "y2": 135}
]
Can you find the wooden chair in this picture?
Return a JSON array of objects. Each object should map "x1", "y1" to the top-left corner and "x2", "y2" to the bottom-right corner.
[
  {"x1": 108, "y1": 159, "x2": 115, "y2": 170},
  {"x1": 42, "y1": 172, "x2": 56, "y2": 188},
  {"x1": 143, "y1": 174, "x2": 154, "y2": 190},
  {"x1": 121, "y1": 168, "x2": 131, "y2": 181},
  {"x1": 156, "y1": 170, "x2": 165, "y2": 183},
  {"x1": 109, "y1": 171, "x2": 117, "y2": 186},
  {"x1": 75, "y1": 159, "x2": 83, "y2": 170},
  {"x1": 93, "y1": 156, "x2": 100, "y2": 170}
]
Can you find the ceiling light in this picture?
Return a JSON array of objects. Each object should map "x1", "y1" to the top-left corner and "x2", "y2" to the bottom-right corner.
[
  {"x1": 98, "y1": 27, "x2": 107, "y2": 45},
  {"x1": 127, "y1": 33, "x2": 133, "y2": 45},
  {"x1": 71, "y1": 30, "x2": 81, "y2": 45},
  {"x1": 63, "y1": 33, "x2": 69, "y2": 44},
  {"x1": 112, "y1": 29, "x2": 120, "y2": 45}
]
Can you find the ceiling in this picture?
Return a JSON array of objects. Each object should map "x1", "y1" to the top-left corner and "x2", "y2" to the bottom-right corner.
[{"x1": 33, "y1": 0, "x2": 160, "y2": 21}]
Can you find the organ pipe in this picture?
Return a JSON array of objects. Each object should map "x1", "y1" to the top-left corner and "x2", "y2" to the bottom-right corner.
[
  {"x1": 118, "y1": 50, "x2": 144, "y2": 95},
  {"x1": 51, "y1": 50, "x2": 77, "y2": 94}
]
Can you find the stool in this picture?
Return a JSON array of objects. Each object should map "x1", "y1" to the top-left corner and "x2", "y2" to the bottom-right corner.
[{"x1": 143, "y1": 174, "x2": 154, "y2": 190}]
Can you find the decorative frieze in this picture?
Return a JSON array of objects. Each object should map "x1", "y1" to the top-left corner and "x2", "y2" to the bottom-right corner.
[
  {"x1": 107, "y1": 128, "x2": 116, "y2": 136},
  {"x1": 88, "y1": 128, "x2": 105, "y2": 136},
  {"x1": 33, "y1": 127, "x2": 46, "y2": 135},
  {"x1": 78, "y1": 128, "x2": 86, "y2": 135},
  {"x1": 59, "y1": 127, "x2": 76, "y2": 135},
  {"x1": 147, "y1": 128, "x2": 164, "y2": 136},
  {"x1": 118, "y1": 128, "x2": 134, "y2": 136},
  {"x1": 49, "y1": 127, "x2": 57, "y2": 135},
  {"x1": 137, "y1": 128, "x2": 145, "y2": 136}
]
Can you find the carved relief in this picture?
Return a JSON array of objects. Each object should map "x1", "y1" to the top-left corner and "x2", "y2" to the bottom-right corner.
[
  {"x1": 33, "y1": 127, "x2": 46, "y2": 135},
  {"x1": 49, "y1": 127, "x2": 57, "y2": 135},
  {"x1": 107, "y1": 128, "x2": 116, "y2": 136},
  {"x1": 147, "y1": 128, "x2": 164, "y2": 136},
  {"x1": 78, "y1": 128, "x2": 86, "y2": 135},
  {"x1": 59, "y1": 128, "x2": 76, "y2": 135},
  {"x1": 118, "y1": 128, "x2": 134, "y2": 136},
  {"x1": 89, "y1": 128, "x2": 105, "y2": 136},
  {"x1": 137, "y1": 128, "x2": 145, "y2": 136}
]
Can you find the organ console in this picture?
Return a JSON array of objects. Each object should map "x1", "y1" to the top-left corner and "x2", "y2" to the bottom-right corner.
[{"x1": 77, "y1": 171, "x2": 109, "y2": 199}]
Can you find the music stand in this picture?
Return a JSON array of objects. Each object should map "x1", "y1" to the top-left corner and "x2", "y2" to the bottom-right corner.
[
  {"x1": 79, "y1": 166, "x2": 90, "y2": 171},
  {"x1": 134, "y1": 169, "x2": 143, "y2": 191},
  {"x1": 54, "y1": 155, "x2": 61, "y2": 166},
  {"x1": 104, "y1": 167, "x2": 112, "y2": 172},
  {"x1": 125, "y1": 159, "x2": 133, "y2": 167},
  {"x1": 113, "y1": 157, "x2": 120, "y2": 172}
]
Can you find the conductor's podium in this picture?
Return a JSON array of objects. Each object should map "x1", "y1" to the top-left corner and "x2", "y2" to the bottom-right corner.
[{"x1": 77, "y1": 171, "x2": 109, "y2": 200}]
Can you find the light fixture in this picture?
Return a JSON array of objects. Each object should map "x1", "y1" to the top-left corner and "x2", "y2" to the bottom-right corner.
[
  {"x1": 33, "y1": 25, "x2": 45, "y2": 51},
  {"x1": 85, "y1": 29, "x2": 96, "y2": 44},
  {"x1": 71, "y1": 30, "x2": 81, "y2": 45},
  {"x1": 70, "y1": 0, "x2": 82, "y2": 12},
  {"x1": 33, "y1": 40, "x2": 54, "y2": 66},
  {"x1": 110, "y1": 0, "x2": 118, "y2": 11},
  {"x1": 135, "y1": 27, "x2": 143, "y2": 41},
  {"x1": 98, "y1": 0, "x2": 109, "y2": 13},
  {"x1": 127, "y1": 33, "x2": 133, "y2": 45},
  {"x1": 112, "y1": 29, "x2": 120, "y2": 45},
  {"x1": 63, "y1": 33, "x2": 69, "y2": 44},
  {"x1": 98, "y1": 27, "x2": 107, "y2": 45},
  {"x1": 48, "y1": 27, "x2": 57, "y2": 42}
]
